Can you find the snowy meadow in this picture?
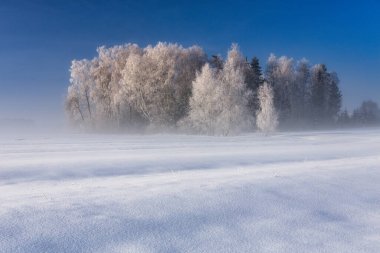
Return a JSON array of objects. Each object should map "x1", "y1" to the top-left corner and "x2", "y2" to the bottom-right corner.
[
  {"x1": 2, "y1": 0, "x2": 380, "y2": 252},
  {"x1": 1, "y1": 129, "x2": 380, "y2": 252}
]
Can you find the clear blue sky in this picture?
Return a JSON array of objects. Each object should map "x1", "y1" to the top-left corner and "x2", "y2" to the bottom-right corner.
[{"x1": 1, "y1": 0, "x2": 379, "y2": 124}]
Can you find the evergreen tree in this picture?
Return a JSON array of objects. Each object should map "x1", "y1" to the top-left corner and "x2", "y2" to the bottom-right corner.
[
  {"x1": 352, "y1": 100, "x2": 380, "y2": 126},
  {"x1": 265, "y1": 54, "x2": 294, "y2": 126},
  {"x1": 326, "y1": 72, "x2": 342, "y2": 122},
  {"x1": 210, "y1": 55, "x2": 224, "y2": 70},
  {"x1": 337, "y1": 109, "x2": 351, "y2": 127},
  {"x1": 245, "y1": 57, "x2": 264, "y2": 113},
  {"x1": 310, "y1": 64, "x2": 342, "y2": 126},
  {"x1": 291, "y1": 59, "x2": 310, "y2": 126},
  {"x1": 247, "y1": 57, "x2": 263, "y2": 90},
  {"x1": 310, "y1": 64, "x2": 329, "y2": 125}
]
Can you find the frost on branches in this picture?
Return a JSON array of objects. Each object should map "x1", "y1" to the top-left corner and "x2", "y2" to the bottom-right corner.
[
  {"x1": 183, "y1": 45, "x2": 253, "y2": 135},
  {"x1": 65, "y1": 41, "x2": 345, "y2": 135},
  {"x1": 256, "y1": 82, "x2": 278, "y2": 134},
  {"x1": 121, "y1": 43, "x2": 205, "y2": 129}
]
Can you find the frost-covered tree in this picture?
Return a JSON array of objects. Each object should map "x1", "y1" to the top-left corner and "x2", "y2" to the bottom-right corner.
[
  {"x1": 218, "y1": 44, "x2": 253, "y2": 135},
  {"x1": 65, "y1": 41, "x2": 345, "y2": 133},
  {"x1": 121, "y1": 42, "x2": 206, "y2": 129},
  {"x1": 65, "y1": 44, "x2": 144, "y2": 130},
  {"x1": 90, "y1": 50, "x2": 113, "y2": 124},
  {"x1": 256, "y1": 82, "x2": 278, "y2": 134},
  {"x1": 183, "y1": 64, "x2": 222, "y2": 134},
  {"x1": 65, "y1": 85, "x2": 84, "y2": 125},
  {"x1": 103, "y1": 44, "x2": 143, "y2": 127},
  {"x1": 185, "y1": 44, "x2": 253, "y2": 135},
  {"x1": 265, "y1": 54, "x2": 294, "y2": 125},
  {"x1": 91, "y1": 44, "x2": 143, "y2": 129},
  {"x1": 264, "y1": 56, "x2": 342, "y2": 129},
  {"x1": 66, "y1": 59, "x2": 95, "y2": 128}
]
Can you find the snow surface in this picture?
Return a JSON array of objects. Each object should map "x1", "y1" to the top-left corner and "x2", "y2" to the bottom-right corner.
[{"x1": 1, "y1": 129, "x2": 380, "y2": 252}]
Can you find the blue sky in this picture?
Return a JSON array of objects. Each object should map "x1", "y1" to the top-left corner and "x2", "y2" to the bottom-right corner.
[{"x1": 0, "y1": 0, "x2": 379, "y2": 123}]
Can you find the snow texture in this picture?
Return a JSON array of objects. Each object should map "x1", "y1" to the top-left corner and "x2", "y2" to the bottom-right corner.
[{"x1": 1, "y1": 129, "x2": 380, "y2": 252}]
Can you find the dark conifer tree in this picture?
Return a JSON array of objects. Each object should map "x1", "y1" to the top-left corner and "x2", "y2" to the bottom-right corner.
[
  {"x1": 250, "y1": 57, "x2": 264, "y2": 88},
  {"x1": 245, "y1": 57, "x2": 264, "y2": 114},
  {"x1": 310, "y1": 64, "x2": 328, "y2": 125},
  {"x1": 352, "y1": 100, "x2": 380, "y2": 126},
  {"x1": 310, "y1": 64, "x2": 342, "y2": 126},
  {"x1": 209, "y1": 55, "x2": 224, "y2": 70},
  {"x1": 326, "y1": 72, "x2": 342, "y2": 122}
]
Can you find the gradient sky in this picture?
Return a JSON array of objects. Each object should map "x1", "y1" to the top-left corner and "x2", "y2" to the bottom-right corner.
[{"x1": 0, "y1": 0, "x2": 379, "y2": 124}]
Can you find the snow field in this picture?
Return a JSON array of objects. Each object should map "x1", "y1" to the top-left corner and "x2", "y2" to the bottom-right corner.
[{"x1": 0, "y1": 129, "x2": 380, "y2": 252}]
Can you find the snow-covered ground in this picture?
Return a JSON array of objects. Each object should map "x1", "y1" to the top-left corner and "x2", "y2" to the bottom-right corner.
[{"x1": 1, "y1": 129, "x2": 380, "y2": 253}]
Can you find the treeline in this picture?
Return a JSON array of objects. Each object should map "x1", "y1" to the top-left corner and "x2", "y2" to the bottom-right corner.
[
  {"x1": 66, "y1": 42, "x2": 348, "y2": 134},
  {"x1": 338, "y1": 100, "x2": 380, "y2": 127}
]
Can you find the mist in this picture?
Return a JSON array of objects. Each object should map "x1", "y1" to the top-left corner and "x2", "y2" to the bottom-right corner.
[
  {"x1": 1, "y1": 42, "x2": 379, "y2": 253},
  {"x1": 61, "y1": 42, "x2": 379, "y2": 135},
  {"x1": 2, "y1": 1, "x2": 380, "y2": 252}
]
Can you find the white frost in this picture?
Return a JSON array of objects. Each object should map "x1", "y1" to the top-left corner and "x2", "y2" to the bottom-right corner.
[{"x1": 0, "y1": 129, "x2": 380, "y2": 252}]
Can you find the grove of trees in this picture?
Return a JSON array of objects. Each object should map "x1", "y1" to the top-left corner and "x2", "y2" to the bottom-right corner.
[
  {"x1": 65, "y1": 41, "x2": 376, "y2": 135},
  {"x1": 338, "y1": 100, "x2": 380, "y2": 127}
]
